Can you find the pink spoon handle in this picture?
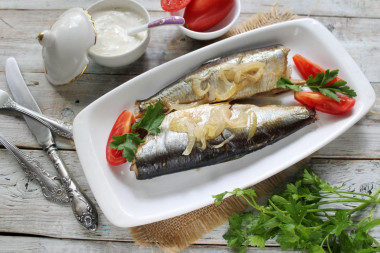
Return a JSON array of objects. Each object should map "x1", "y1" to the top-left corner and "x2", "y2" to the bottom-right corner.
[
  {"x1": 128, "y1": 16, "x2": 185, "y2": 35},
  {"x1": 148, "y1": 16, "x2": 185, "y2": 28}
]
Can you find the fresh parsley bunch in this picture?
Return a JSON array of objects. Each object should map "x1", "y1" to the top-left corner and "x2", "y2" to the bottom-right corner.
[
  {"x1": 214, "y1": 170, "x2": 380, "y2": 252},
  {"x1": 110, "y1": 101, "x2": 165, "y2": 162},
  {"x1": 277, "y1": 70, "x2": 357, "y2": 102}
]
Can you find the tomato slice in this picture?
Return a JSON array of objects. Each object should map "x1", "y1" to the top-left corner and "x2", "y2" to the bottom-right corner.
[
  {"x1": 161, "y1": 0, "x2": 192, "y2": 12},
  {"x1": 183, "y1": 0, "x2": 234, "y2": 32},
  {"x1": 106, "y1": 110, "x2": 136, "y2": 166},
  {"x1": 294, "y1": 92, "x2": 355, "y2": 115},
  {"x1": 293, "y1": 54, "x2": 342, "y2": 85}
]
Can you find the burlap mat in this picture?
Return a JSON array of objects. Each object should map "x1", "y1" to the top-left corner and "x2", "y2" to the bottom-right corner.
[{"x1": 131, "y1": 4, "x2": 300, "y2": 252}]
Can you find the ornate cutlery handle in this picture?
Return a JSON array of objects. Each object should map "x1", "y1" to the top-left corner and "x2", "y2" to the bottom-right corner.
[
  {"x1": 0, "y1": 134, "x2": 69, "y2": 203},
  {"x1": 2, "y1": 98, "x2": 73, "y2": 139},
  {"x1": 46, "y1": 145, "x2": 98, "y2": 231}
]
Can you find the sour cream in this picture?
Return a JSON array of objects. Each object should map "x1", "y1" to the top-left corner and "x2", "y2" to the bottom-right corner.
[{"x1": 89, "y1": 9, "x2": 147, "y2": 56}]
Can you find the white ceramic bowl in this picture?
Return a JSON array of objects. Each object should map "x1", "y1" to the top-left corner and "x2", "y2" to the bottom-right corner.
[
  {"x1": 87, "y1": 0, "x2": 150, "y2": 67},
  {"x1": 171, "y1": 0, "x2": 240, "y2": 40}
]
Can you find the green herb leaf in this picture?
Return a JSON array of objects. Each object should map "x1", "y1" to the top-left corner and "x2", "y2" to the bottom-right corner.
[
  {"x1": 328, "y1": 80, "x2": 357, "y2": 98},
  {"x1": 247, "y1": 235, "x2": 266, "y2": 248},
  {"x1": 308, "y1": 245, "x2": 326, "y2": 253},
  {"x1": 110, "y1": 133, "x2": 145, "y2": 162},
  {"x1": 321, "y1": 69, "x2": 339, "y2": 86},
  {"x1": 359, "y1": 219, "x2": 380, "y2": 233},
  {"x1": 110, "y1": 101, "x2": 166, "y2": 163},
  {"x1": 276, "y1": 69, "x2": 357, "y2": 102},
  {"x1": 213, "y1": 191, "x2": 229, "y2": 205},
  {"x1": 132, "y1": 101, "x2": 165, "y2": 134},
  {"x1": 214, "y1": 169, "x2": 380, "y2": 252},
  {"x1": 318, "y1": 87, "x2": 340, "y2": 102},
  {"x1": 271, "y1": 195, "x2": 289, "y2": 207},
  {"x1": 276, "y1": 77, "x2": 302, "y2": 91},
  {"x1": 327, "y1": 210, "x2": 352, "y2": 236}
]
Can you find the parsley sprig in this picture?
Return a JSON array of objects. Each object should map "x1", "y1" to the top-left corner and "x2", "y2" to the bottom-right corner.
[
  {"x1": 110, "y1": 101, "x2": 165, "y2": 162},
  {"x1": 277, "y1": 70, "x2": 357, "y2": 102},
  {"x1": 109, "y1": 133, "x2": 145, "y2": 162},
  {"x1": 214, "y1": 169, "x2": 380, "y2": 252},
  {"x1": 131, "y1": 101, "x2": 166, "y2": 134}
]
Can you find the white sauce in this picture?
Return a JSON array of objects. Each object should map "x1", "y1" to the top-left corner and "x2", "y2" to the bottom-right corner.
[{"x1": 89, "y1": 9, "x2": 147, "y2": 56}]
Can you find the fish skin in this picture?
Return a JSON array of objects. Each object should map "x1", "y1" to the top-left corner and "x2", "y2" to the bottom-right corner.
[
  {"x1": 135, "y1": 45, "x2": 290, "y2": 116},
  {"x1": 131, "y1": 103, "x2": 316, "y2": 180}
]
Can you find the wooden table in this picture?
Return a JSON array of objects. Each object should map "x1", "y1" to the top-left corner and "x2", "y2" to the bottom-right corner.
[{"x1": 0, "y1": 0, "x2": 379, "y2": 252}]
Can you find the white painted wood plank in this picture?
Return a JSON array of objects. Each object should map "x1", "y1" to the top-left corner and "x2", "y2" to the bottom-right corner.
[
  {"x1": 1, "y1": 149, "x2": 379, "y2": 244},
  {"x1": 0, "y1": 235, "x2": 303, "y2": 253},
  {"x1": 316, "y1": 83, "x2": 380, "y2": 158},
  {"x1": 0, "y1": 149, "x2": 133, "y2": 240},
  {"x1": 0, "y1": 11, "x2": 379, "y2": 82},
  {"x1": 1, "y1": 0, "x2": 380, "y2": 18}
]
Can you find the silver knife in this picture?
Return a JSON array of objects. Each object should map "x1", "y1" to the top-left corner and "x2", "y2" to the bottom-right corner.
[{"x1": 5, "y1": 57, "x2": 98, "y2": 231}]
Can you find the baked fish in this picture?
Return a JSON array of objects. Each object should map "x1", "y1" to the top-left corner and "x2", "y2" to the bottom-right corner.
[
  {"x1": 131, "y1": 103, "x2": 316, "y2": 180},
  {"x1": 135, "y1": 45, "x2": 293, "y2": 117}
]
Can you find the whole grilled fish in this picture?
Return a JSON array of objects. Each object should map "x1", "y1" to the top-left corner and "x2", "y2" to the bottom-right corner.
[
  {"x1": 131, "y1": 103, "x2": 316, "y2": 180},
  {"x1": 135, "y1": 45, "x2": 292, "y2": 117}
]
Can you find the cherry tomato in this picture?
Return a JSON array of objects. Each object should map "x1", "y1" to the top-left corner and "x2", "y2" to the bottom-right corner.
[
  {"x1": 106, "y1": 110, "x2": 136, "y2": 166},
  {"x1": 161, "y1": 0, "x2": 192, "y2": 12},
  {"x1": 294, "y1": 92, "x2": 355, "y2": 115},
  {"x1": 293, "y1": 54, "x2": 342, "y2": 85},
  {"x1": 184, "y1": 0, "x2": 234, "y2": 32}
]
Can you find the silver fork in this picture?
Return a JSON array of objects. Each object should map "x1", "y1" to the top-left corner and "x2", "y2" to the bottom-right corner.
[{"x1": 0, "y1": 89, "x2": 73, "y2": 139}]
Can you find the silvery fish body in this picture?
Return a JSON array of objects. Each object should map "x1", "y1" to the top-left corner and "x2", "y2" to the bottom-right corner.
[
  {"x1": 135, "y1": 45, "x2": 291, "y2": 116},
  {"x1": 131, "y1": 103, "x2": 316, "y2": 180}
]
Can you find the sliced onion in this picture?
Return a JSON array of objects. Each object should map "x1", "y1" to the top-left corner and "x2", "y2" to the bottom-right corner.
[
  {"x1": 246, "y1": 65, "x2": 265, "y2": 83},
  {"x1": 168, "y1": 101, "x2": 202, "y2": 111},
  {"x1": 192, "y1": 79, "x2": 210, "y2": 97},
  {"x1": 200, "y1": 128, "x2": 207, "y2": 150},
  {"x1": 226, "y1": 112, "x2": 248, "y2": 129},
  {"x1": 189, "y1": 72, "x2": 212, "y2": 98},
  {"x1": 170, "y1": 104, "x2": 257, "y2": 156},
  {"x1": 215, "y1": 86, "x2": 238, "y2": 100},
  {"x1": 234, "y1": 69, "x2": 242, "y2": 84},
  {"x1": 209, "y1": 133, "x2": 235, "y2": 149},
  {"x1": 206, "y1": 108, "x2": 228, "y2": 137},
  {"x1": 169, "y1": 114, "x2": 191, "y2": 132},
  {"x1": 183, "y1": 130, "x2": 196, "y2": 155},
  {"x1": 207, "y1": 124, "x2": 223, "y2": 140},
  {"x1": 208, "y1": 84, "x2": 216, "y2": 101},
  {"x1": 215, "y1": 70, "x2": 238, "y2": 100},
  {"x1": 247, "y1": 110, "x2": 257, "y2": 140},
  {"x1": 235, "y1": 62, "x2": 266, "y2": 85},
  {"x1": 214, "y1": 62, "x2": 266, "y2": 101}
]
